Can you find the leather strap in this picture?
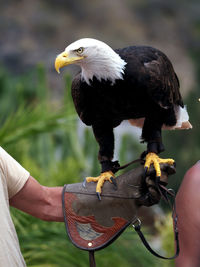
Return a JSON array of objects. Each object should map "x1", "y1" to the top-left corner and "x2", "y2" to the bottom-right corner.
[
  {"x1": 132, "y1": 186, "x2": 179, "y2": 260},
  {"x1": 133, "y1": 217, "x2": 179, "y2": 259},
  {"x1": 101, "y1": 158, "x2": 144, "y2": 173},
  {"x1": 116, "y1": 158, "x2": 144, "y2": 171}
]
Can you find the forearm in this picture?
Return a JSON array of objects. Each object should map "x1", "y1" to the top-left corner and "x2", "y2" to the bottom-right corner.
[
  {"x1": 41, "y1": 186, "x2": 64, "y2": 222},
  {"x1": 10, "y1": 176, "x2": 64, "y2": 222}
]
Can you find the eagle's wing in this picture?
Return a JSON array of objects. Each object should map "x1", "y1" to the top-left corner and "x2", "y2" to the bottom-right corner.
[
  {"x1": 143, "y1": 49, "x2": 184, "y2": 108},
  {"x1": 71, "y1": 73, "x2": 92, "y2": 126}
]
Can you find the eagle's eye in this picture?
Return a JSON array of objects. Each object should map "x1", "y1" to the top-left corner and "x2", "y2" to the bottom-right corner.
[{"x1": 76, "y1": 47, "x2": 84, "y2": 55}]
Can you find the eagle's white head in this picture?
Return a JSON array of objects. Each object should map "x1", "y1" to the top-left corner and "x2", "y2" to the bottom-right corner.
[{"x1": 55, "y1": 38, "x2": 126, "y2": 84}]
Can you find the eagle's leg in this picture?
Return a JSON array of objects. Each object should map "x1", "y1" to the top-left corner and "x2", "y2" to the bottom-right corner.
[
  {"x1": 85, "y1": 123, "x2": 117, "y2": 200},
  {"x1": 142, "y1": 118, "x2": 175, "y2": 178}
]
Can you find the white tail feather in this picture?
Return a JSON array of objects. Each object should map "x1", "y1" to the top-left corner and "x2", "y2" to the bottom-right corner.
[{"x1": 128, "y1": 106, "x2": 192, "y2": 130}]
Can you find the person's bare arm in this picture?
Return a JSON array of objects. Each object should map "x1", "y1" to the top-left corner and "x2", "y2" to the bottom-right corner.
[
  {"x1": 175, "y1": 161, "x2": 200, "y2": 267},
  {"x1": 9, "y1": 176, "x2": 64, "y2": 222}
]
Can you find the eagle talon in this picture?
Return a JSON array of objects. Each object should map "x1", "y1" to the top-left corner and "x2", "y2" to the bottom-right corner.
[
  {"x1": 110, "y1": 176, "x2": 118, "y2": 190},
  {"x1": 97, "y1": 192, "x2": 101, "y2": 201},
  {"x1": 173, "y1": 161, "x2": 176, "y2": 168},
  {"x1": 143, "y1": 166, "x2": 148, "y2": 176},
  {"x1": 144, "y1": 152, "x2": 175, "y2": 180},
  {"x1": 85, "y1": 171, "x2": 115, "y2": 199},
  {"x1": 142, "y1": 166, "x2": 149, "y2": 183},
  {"x1": 82, "y1": 178, "x2": 87, "y2": 188}
]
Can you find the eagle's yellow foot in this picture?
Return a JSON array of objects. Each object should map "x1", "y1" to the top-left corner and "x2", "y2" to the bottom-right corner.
[
  {"x1": 84, "y1": 171, "x2": 116, "y2": 200},
  {"x1": 144, "y1": 152, "x2": 175, "y2": 178}
]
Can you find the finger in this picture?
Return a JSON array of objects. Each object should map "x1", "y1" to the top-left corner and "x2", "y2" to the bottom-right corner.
[{"x1": 110, "y1": 176, "x2": 117, "y2": 190}]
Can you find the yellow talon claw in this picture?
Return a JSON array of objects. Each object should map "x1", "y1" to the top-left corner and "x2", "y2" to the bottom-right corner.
[
  {"x1": 144, "y1": 152, "x2": 175, "y2": 177},
  {"x1": 86, "y1": 171, "x2": 115, "y2": 198}
]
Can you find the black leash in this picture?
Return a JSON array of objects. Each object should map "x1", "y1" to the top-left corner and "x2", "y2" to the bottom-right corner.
[
  {"x1": 132, "y1": 185, "x2": 179, "y2": 260},
  {"x1": 110, "y1": 158, "x2": 144, "y2": 173},
  {"x1": 116, "y1": 158, "x2": 144, "y2": 170}
]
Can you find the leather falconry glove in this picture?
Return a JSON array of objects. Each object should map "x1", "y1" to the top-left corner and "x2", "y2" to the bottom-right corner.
[{"x1": 62, "y1": 163, "x2": 176, "y2": 252}]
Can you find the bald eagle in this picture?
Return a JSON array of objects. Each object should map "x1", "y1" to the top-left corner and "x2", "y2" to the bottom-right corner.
[{"x1": 55, "y1": 38, "x2": 192, "y2": 199}]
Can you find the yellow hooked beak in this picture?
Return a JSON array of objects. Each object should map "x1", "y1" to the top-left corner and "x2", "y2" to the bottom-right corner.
[{"x1": 55, "y1": 51, "x2": 84, "y2": 73}]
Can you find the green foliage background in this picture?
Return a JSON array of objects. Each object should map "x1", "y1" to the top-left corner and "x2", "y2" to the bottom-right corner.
[{"x1": 0, "y1": 64, "x2": 198, "y2": 266}]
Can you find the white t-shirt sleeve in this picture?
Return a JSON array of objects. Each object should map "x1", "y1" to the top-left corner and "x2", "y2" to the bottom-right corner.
[{"x1": 0, "y1": 147, "x2": 30, "y2": 198}]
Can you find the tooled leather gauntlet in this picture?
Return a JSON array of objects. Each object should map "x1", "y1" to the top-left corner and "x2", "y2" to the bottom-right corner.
[{"x1": 62, "y1": 163, "x2": 175, "y2": 252}]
